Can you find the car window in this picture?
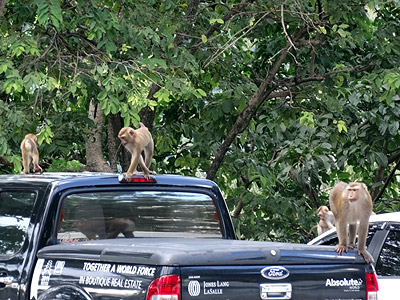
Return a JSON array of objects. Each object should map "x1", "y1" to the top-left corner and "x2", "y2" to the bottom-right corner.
[
  {"x1": 375, "y1": 227, "x2": 400, "y2": 276},
  {"x1": 311, "y1": 225, "x2": 377, "y2": 247},
  {"x1": 57, "y1": 190, "x2": 221, "y2": 242},
  {"x1": 0, "y1": 191, "x2": 37, "y2": 255}
]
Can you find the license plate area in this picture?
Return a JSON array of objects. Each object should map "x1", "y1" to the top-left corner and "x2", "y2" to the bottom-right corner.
[{"x1": 260, "y1": 283, "x2": 292, "y2": 299}]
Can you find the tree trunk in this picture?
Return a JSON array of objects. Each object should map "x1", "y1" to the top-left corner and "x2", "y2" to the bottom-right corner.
[
  {"x1": 0, "y1": 0, "x2": 6, "y2": 24},
  {"x1": 85, "y1": 100, "x2": 112, "y2": 172},
  {"x1": 107, "y1": 114, "x2": 122, "y2": 172},
  {"x1": 107, "y1": 113, "x2": 132, "y2": 172},
  {"x1": 139, "y1": 84, "x2": 161, "y2": 132}
]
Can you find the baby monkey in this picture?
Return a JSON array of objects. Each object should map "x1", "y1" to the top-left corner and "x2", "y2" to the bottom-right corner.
[
  {"x1": 118, "y1": 122, "x2": 155, "y2": 179},
  {"x1": 20, "y1": 133, "x2": 43, "y2": 174},
  {"x1": 309, "y1": 205, "x2": 336, "y2": 236}
]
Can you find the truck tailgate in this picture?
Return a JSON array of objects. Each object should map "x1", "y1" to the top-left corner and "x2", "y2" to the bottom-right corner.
[
  {"x1": 33, "y1": 238, "x2": 374, "y2": 300},
  {"x1": 182, "y1": 264, "x2": 366, "y2": 300}
]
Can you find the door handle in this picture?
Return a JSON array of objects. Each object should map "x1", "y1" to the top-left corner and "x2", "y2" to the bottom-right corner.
[{"x1": 260, "y1": 283, "x2": 292, "y2": 300}]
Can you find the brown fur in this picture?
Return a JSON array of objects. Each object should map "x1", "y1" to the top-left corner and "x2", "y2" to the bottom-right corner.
[
  {"x1": 20, "y1": 134, "x2": 43, "y2": 174},
  {"x1": 118, "y1": 122, "x2": 155, "y2": 179},
  {"x1": 329, "y1": 182, "x2": 373, "y2": 262},
  {"x1": 316, "y1": 205, "x2": 335, "y2": 235},
  {"x1": 76, "y1": 218, "x2": 135, "y2": 239}
]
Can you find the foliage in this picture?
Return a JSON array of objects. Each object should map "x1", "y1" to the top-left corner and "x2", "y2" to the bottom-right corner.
[
  {"x1": 1, "y1": 0, "x2": 400, "y2": 243},
  {"x1": 46, "y1": 159, "x2": 85, "y2": 172}
]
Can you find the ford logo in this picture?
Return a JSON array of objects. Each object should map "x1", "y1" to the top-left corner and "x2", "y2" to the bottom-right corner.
[{"x1": 261, "y1": 266, "x2": 290, "y2": 280}]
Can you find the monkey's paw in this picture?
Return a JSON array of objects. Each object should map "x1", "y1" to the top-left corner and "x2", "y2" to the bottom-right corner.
[
  {"x1": 124, "y1": 172, "x2": 133, "y2": 180},
  {"x1": 348, "y1": 243, "x2": 356, "y2": 249},
  {"x1": 335, "y1": 244, "x2": 348, "y2": 255},
  {"x1": 358, "y1": 249, "x2": 371, "y2": 263}
]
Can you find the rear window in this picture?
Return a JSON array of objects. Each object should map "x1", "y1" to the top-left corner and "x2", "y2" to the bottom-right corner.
[{"x1": 57, "y1": 191, "x2": 221, "y2": 243}]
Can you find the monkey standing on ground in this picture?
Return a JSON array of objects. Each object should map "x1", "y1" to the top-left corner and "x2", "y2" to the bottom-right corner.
[
  {"x1": 309, "y1": 205, "x2": 335, "y2": 236},
  {"x1": 118, "y1": 122, "x2": 155, "y2": 179},
  {"x1": 329, "y1": 182, "x2": 373, "y2": 263},
  {"x1": 20, "y1": 134, "x2": 43, "y2": 174}
]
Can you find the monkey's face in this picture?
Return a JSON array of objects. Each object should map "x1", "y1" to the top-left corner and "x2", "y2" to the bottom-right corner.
[
  {"x1": 118, "y1": 129, "x2": 129, "y2": 146},
  {"x1": 118, "y1": 128, "x2": 135, "y2": 147},
  {"x1": 346, "y1": 187, "x2": 359, "y2": 202},
  {"x1": 118, "y1": 135, "x2": 128, "y2": 146},
  {"x1": 317, "y1": 206, "x2": 328, "y2": 220}
]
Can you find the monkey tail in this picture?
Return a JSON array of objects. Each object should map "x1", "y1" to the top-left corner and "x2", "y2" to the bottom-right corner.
[{"x1": 308, "y1": 224, "x2": 318, "y2": 235}]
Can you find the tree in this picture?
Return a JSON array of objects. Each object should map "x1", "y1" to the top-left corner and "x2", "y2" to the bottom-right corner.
[{"x1": 1, "y1": 0, "x2": 400, "y2": 242}]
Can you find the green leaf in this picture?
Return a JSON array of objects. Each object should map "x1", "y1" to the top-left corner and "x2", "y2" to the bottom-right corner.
[
  {"x1": 50, "y1": 1, "x2": 62, "y2": 21},
  {"x1": 337, "y1": 120, "x2": 347, "y2": 133},
  {"x1": 375, "y1": 152, "x2": 388, "y2": 167},
  {"x1": 201, "y1": 35, "x2": 207, "y2": 43},
  {"x1": 154, "y1": 88, "x2": 170, "y2": 103},
  {"x1": 98, "y1": 90, "x2": 107, "y2": 100},
  {"x1": 299, "y1": 112, "x2": 314, "y2": 128},
  {"x1": 196, "y1": 88, "x2": 206, "y2": 97},
  {"x1": 388, "y1": 121, "x2": 399, "y2": 136},
  {"x1": 105, "y1": 41, "x2": 117, "y2": 53},
  {"x1": 0, "y1": 64, "x2": 7, "y2": 74},
  {"x1": 153, "y1": 58, "x2": 167, "y2": 68},
  {"x1": 88, "y1": 33, "x2": 95, "y2": 40},
  {"x1": 210, "y1": 18, "x2": 224, "y2": 24},
  {"x1": 337, "y1": 28, "x2": 348, "y2": 38},
  {"x1": 249, "y1": 17, "x2": 255, "y2": 26},
  {"x1": 50, "y1": 15, "x2": 60, "y2": 28}
]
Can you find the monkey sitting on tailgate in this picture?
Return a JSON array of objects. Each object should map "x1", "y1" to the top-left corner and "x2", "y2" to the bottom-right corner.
[
  {"x1": 20, "y1": 133, "x2": 43, "y2": 174},
  {"x1": 309, "y1": 205, "x2": 335, "y2": 236},
  {"x1": 329, "y1": 182, "x2": 373, "y2": 263},
  {"x1": 118, "y1": 122, "x2": 156, "y2": 180}
]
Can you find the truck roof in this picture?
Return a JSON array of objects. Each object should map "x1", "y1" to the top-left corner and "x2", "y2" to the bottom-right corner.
[{"x1": 0, "y1": 173, "x2": 219, "y2": 191}]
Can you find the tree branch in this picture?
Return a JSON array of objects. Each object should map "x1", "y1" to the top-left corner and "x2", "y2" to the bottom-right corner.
[
  {"x1": 231, "y1": 171, "x2": 252, "y2": 218},
  {"x1": 190, "y1": 0, "x2": 251, "y2": 54},
  {"x1": 289, "y1": 167, "x2": 320, "y2": 206},
  {"x1": 0, "y1": 156, "x2": 13, "y2": 168},
  {"x1": 206, "y1": 28, "x2": 308, "y2": 180},
  {"x1": 374, "y1": 157, "x2": 400, "y2": 203}
]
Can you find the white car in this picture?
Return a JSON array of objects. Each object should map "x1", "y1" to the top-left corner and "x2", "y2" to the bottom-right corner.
[{"x1": 308, "y1": 212, "x2": 400, "y2": 300}]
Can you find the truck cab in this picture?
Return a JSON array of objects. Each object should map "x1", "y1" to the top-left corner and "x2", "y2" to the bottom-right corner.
[{"x1": 0, "y1": 173, "x2": 235, "y2": 300}]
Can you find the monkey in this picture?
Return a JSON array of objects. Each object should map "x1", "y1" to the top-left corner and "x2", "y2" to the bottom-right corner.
[
  {"x1": 329, "y1": 182, "x2": 373, "y2": 263},
  {"x1": 75, "y1": 218, "x2": 135, "y2": 240},
  {"x1": 105, "y1": 218, "x2": 135, "y2": 239},
  {"x1": 309, "y1": 205, "x2": 336, "y2": 236},
  {"x1": 118, "y1": 122, "x2": 155, "y2": 179},
  {"x1": 20, "y1": 133, "x2": 43, "y2": 174},
  {"x1": 316, "y1": 205, "x2": 335, "y2": 235}
]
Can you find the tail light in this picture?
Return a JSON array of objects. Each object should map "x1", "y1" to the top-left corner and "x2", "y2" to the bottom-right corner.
[
  {"x1": 366, "y1": 272, "x2": 379, "y2": 300},
  {"x1": 146, "y1": 275, "x2": 181, "y2": 300},
  {"x1": 118, "y1": 174, "x2": 156, "y2": 183}
]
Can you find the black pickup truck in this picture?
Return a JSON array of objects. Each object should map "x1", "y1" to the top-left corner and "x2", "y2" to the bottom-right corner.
[{"x1": 0, "y1": 173, "x2": 378, "y2": 300}]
